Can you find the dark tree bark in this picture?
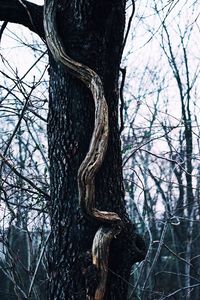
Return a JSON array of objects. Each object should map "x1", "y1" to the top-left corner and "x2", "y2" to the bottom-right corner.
[
  {"x1": 0, "y1": 1, "x2": 146, "y2": 299},
  {"x1": 0, "y1": 0, "x2": 44, "y2": 37}
]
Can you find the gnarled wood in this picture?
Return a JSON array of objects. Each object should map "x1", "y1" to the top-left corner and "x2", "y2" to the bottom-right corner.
[
  {"x1": 92, "y1": 226, "x2": 121, "y2": 300},
  {"x1": 43, "y1": 0, "x2": 122, "y2": 298},
  {"x1": 44, "y1": 0, "x2": 121, "y2": 224}
]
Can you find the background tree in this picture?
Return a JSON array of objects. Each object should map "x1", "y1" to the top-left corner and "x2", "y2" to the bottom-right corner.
[{"x1": 122, "y1": 1, "x2": 200, "y2": 299}]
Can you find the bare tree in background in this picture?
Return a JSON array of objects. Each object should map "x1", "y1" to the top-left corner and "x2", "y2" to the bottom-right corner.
[
  {"x1": 122, "y1": 1, "x2": 200, "y2": 299},
  {"x1": 0, "y1": 6, "x2": 49, "y2": 298}
]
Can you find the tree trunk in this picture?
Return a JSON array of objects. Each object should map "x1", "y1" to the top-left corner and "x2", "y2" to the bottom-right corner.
[
  {"x1": 0, "y1": 0, "x2": 146, "y2": 299},
  {"x1": 47, "y1": 1, "x2": 145, "y2": 299}
]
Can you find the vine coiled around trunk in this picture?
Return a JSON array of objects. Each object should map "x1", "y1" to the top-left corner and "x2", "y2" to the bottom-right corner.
[{"x1": 43, "y1": 1, "x2": 122, "y2": 299}]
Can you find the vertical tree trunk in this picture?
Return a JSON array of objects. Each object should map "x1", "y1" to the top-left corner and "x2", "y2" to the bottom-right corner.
[{"x1": 47, "y1": 1, "x2": 146, "y2": 299}]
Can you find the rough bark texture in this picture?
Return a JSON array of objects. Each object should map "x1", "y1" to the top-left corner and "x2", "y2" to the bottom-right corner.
[
  {"x1": 0, "y1": 0, "x2": 146, "y2": 299},
  {"x1": 47, "y1": 1, "x2": 145, "y2": 299}
]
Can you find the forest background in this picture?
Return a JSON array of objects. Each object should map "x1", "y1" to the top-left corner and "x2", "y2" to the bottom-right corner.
[{"x1": 0, "y1": 0, "x2": 200, "y2": 299}]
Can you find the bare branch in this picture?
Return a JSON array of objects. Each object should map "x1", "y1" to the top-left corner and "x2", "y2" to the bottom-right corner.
[
  {"x1": 0, "y1": 152, "x2": 50, "y2": 199},
  {"x1": 0, "y1": 0, "x2": 44, "y2": 38}
]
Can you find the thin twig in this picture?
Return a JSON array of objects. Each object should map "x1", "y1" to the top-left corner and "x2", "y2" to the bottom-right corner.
[
  {"x1": 122, "y1": 0, "x2": 135, "y2": 51},
  {"x1": 119, "y1": 67, "x2": 126, "y2": 134},
  {"x1": 0, "y1": 152, "x2": 49, "y2": 199},
  {"x1": 0, "y1": 50, "x2": 48, "y2": 104},
  {"x1": 0, "y1": 21, "x2": 8, "y2": 43},
  {"x1": 160, "y1": 283, "x2": 200, "y2": 300},
  {"x1": 28, "y1": 231, "x2": 50, "y2": 297}
]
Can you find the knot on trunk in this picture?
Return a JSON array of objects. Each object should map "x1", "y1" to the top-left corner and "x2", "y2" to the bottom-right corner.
[{"x1": 111, "y1": 222, "x2": 147, "y2": 267}]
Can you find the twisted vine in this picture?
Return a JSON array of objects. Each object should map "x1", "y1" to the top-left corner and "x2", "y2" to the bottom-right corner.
[{"x1": 44, "y1": 1, "x2": 122, "y2": 299}]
